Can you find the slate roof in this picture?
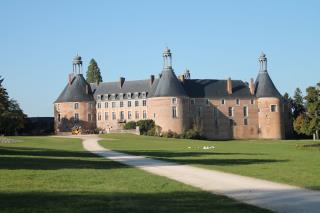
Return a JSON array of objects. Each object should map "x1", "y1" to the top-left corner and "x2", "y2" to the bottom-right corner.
[
  {"x1": 152, "y1": 68, "x2": 187, "y2": 97},
  {"x1": 55, "y1": 74, "x2": 94, "y2": 103},
  {"x1": 183, "y1": 79, "x2": 254, "y2": 98},
  {"x1": 254, "y1": 71, "x2": 281, "y2": 98}
]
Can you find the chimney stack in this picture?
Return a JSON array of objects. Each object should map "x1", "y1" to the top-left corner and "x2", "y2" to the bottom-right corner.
[
  {"x1": 227, "y1": 77, "x2": 232, "y2": 94},
  {"x1": 150, "y1": 75, "x2": 155, "y2": 85},
  {"x1": 119, "y1": 77, "x2": 125, "y2": 88},
  {"x1": 249, "y1": 78, "x2": 255, "y2": 95},
  {"x1": 178, "y1": 74, "x2": 185, "y2": 82}
]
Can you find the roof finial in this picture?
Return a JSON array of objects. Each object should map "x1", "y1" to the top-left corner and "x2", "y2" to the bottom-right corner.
[{"x1": 259, "y1": 51, "x2": 267, "y2": 72}]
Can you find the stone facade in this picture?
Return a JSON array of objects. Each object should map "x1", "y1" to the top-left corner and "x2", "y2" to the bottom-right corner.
[{"x1": 54, "y1": 50, "x2": 287, "y2": 139}]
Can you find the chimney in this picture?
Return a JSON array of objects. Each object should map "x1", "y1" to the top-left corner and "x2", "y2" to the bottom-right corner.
[
  {"x1": 119, "y1": 77, "x2": 125, "y2": 88},
  {"x1": 68, "y1": 73, "x2": 74, "y2": 85},
  {"x1": 227, "y1": 77, "x2": 232, "y2": 94},
  {"x1": 249, "y1": 78, "x2": 255, "y2": 95},
  {"x1": 178, "y1": 74, "x2": 185, "y2": 82},
  {"x1": 150, "y1": 75, "x2": 155, "y2": 85}
]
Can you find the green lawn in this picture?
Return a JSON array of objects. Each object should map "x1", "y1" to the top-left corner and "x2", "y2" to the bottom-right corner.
[
  {"x1": 0, "y1": 136, "x2": 270, "y2": 213},
  {"x1": 100, "y1": 134, "x2": 320, "y2": 190}
]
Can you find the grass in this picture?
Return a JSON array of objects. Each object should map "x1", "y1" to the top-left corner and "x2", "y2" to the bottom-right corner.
[
  {"x1": 99, "y1": 134, "x2": 320, "y2": 190},
  {"x1": 0, "y1": 136, "x2": 270, "y2": 213}
]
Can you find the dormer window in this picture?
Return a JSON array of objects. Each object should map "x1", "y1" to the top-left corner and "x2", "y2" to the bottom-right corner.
[
  {"x1": 119, "y1": 93, "x2": 123, "y2": 100},
  {"x1": 97, "y1": 95, "x2": 101, "y2": 100},
  {"x1": 127, "y1": 93, "x2": 131, "y2": 99},
  {"x1": 105, "y1": 94, "x2": 109, "y2": 100},
  {"x1": 142, "y1": 92, "x2": 146, "y2": 98},
  {"x1": 134, "y1": 92, "x2": 139, "y2": 99},
  {"x1": 111, "y1": 94, "x2": 116, "y2": 100}
]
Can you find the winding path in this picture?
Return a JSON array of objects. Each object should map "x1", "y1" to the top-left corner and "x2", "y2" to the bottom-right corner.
[{"x1": 69, "y1": 135, "x2": 320, "y2": 213}]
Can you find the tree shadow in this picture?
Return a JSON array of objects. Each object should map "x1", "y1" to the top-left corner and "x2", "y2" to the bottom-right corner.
[{"x1": 0, "y1": 191, "x2": 271, "y2": 213}]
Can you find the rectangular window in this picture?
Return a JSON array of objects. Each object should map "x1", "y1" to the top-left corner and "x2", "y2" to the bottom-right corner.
[
  {"x1": 172, "y1": 106, "x2": 177, "y2": 118},
  {"x1": 153, "y1": 113, "x2": 156, "y2": 118},
  {"x1": 229, "y1": 119, "x2": 234, "y2": 126},
  {"x1": 74, "y1": 113, "x2": 79, "y2": 121},
  {"x1": 105, "y1": 112, "x2": 108, "y2": 120},
  {"x1": 270, "y1": 104, "x2": 277, "y2": 112},
  {"x1": 74, "y1": 103, "x2": 79, "y2": 109},
  {"x1": 250, "y1": 99, "x2": 254, "y2": 105},
  {"x1": 221, "y1": 99, "x2": 225, "y2": 105},
  {"x1": 98, "y1": 113, "x2": 101, "y2": 121},
  {"x1": 191, "y1": 99, "x2": 195, "y2": 105},
  {"x1": 128, "y1": 101, "x2": 132, "y2": 107},
  {"x1": 236, "y1": 99, "x2": 240, "y2": 105},
  {"x1": 244, "y1": 118, "x2": 248, "y2": 125},
  {"x1": 128, "y1": 111, "x2": 132, "y2": 120},
  {"x1": 142, "y1": 100, "x2": 147, "y2": 106},
  {"x1": 88, "y1": 113, "x2": 92, "y2": 121},
  {"x1": 97, "y1": 102, "x2": 101, "y2": 109},
  {"x1": 88, "y1": 103, "x2": 93, "y2": 109},
  {"x1": 120, "y1": 101, "x2": 124, "y2": 107},
  {"x1": 105, "y1": 102, "x2": 108, "y2": 108},
  {"x1": 143, "y1": 110, "x2": 147, "y2": 119},
  {"x1": 135, "y1": 111, "x2": 139, "y2": 119},
  {"x1": 112, "y1": 102, "x2": 116, "y2": 108},
  {"x1": 135, "y1": 100, "x2": 139, "y2": 107},
  {"x1": 172, "y1": 98, "x2": 177, "y2": 104},
  {"x1": 112, "y1": 112, "x2": 116, "y2": 120},
  {"x1": 127, "y1": 93, "x2": 131, "y2": 99},
  {"x1": 58, "y1": 114, "x2": 61, "y2": 122},
  {"x1": 228, "y1": 107, "x2": 233, "y2": 117},
  {"x1": 243, "y1": 106, "x2": 248, "y2": 117},
  {"x1": 120, "y1": 111, "x2": 124, "y2": 120}
]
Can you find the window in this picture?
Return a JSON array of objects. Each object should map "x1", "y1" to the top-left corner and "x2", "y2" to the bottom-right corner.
[
  {"x1": 243, "y1": 106, "x2": 248, "y2": 117},
  {"x1": 111, "y1": 94, "x2": 115, "y2": 100},
  {"x1": 142, "y1": 100, "x2": 147, "y2": 106},
  {"x1": 105, "y1": 102, "x2": 108, "y2": 108},
  {"x1": 128, "y1": 111, "x2": 132, "y2": 120},
  {"x1": 134, "y1": 92, "x2": 139, "y2": 99},
  {"x1": 112, "y1": 112, "x2": 116, "y2": 120},
  {"x1": 88, "y1": 113, "x2": 92, "y2": 121},
  {"x1": 97, "y1": 95, "x2": 101, "y2": 100},
  {"x1": 153, "y1": 113, "x2": 156, "y2": 118},
  {"x1": 244, "y1": 118, "x2": 248, "y2": 125},
  {"x1": 197, "y1": 107, "x2": 202, "y2": 117},
  {"x1": 128, "y1": 101, "x2": 132, "y2": 107},
  {"x1": 120, "y1": 101, "x2": 124, "y2": 107},
  {"x1": 228, "y1": 107, "x2": 234, "y2": 117},
  {"x1": 105, "y1": 112, "x2": 108, "y2": 120},
  {"x1": 229, "y1": 119, "x2": 234, "y2": 126},
  {"x1": 74, "y1": 103, "x2": 79, "y2": 109},
  {"x1": 119, "y1": 93, "x2": 123, "y2": 100},
  {"x1": 236, "y1": 99, "x2": 240, "y2": 105},
  {"x1": 112, "y1": 102, "x2": 116, "y2": 108},
  {"x1": 135, "y1": 111, "x2": 139, "y2": 119},
  {"x1": 97, "y1": 102, "x2": 101, "y2": 108},
  {"x1": 172, "y1": 106, "x2": 177, "y2": 118},
  {"x1": 135, "y1": 100, "x2": 139, "y2": 107},
  {"x1": 271, "y1": 104, "x2": 277, "y2": 112},
  {"x1": 120, "y1": 111, "x2": 124, "y2": 120},
  {"x1": 250, "y1": 99, "x2": 254, "y2": 105},
  {"x1": 221, "y1": 99, "x2": 225, "y2": 105},
  {"x1": 98, "y1": 113, "x2": 101, "y2": 121},
  {"x1": 88, "y1": 103, "x2": 93, "y2": 109},
  {"x1": 191, "y1": 99, "x2": 195, "y2": 105},
  {"x1": 57, "y1": 104, "x2": 60, "y2": 110},
  {"x1": 127, "y1": 93, "x2": 131, "y2": 99},
  {"x1": 172, "y1": 98, "x2": 177, "y2": 104},
  {"x1": 74, "y1": 113, "x2": 79, "y2": 121},
  {"x1": 143, "y1": 110, "x2": 147, "y2": 119},
  {"x1": 142, "y1": 92, "x2": 146, "y2": 98},
  {"x1": 206, "y1": 99, "x2": 209, "y2": 105},
  {"x1": 58, "y1": 113, "x2": 61, "y2": 122}
]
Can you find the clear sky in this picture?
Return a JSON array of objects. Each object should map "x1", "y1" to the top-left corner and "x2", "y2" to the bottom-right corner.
[{"x1": 1, "y1": 0, "x2": 319, "y2": 117}]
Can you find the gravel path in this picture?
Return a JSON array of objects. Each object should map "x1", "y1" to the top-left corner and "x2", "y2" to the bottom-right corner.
[{"x1": 68, "y1": 135, "x2": 320, "y2": 213}]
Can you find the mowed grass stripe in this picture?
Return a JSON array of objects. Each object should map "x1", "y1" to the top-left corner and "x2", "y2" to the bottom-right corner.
[{"x1": 0, "y1": 136, "x2": 270, "y2": 213}]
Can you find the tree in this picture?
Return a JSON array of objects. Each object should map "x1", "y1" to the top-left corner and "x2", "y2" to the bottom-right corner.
[
  {"x1": 0, "y1": 76, "x2": 26, "y2": 135},
  {"x1": 86, "y1": 59, "x2": 103, "y2": 83},
  {"x1": 292, "y1": 88, "x2": 305, "y2": 118}
]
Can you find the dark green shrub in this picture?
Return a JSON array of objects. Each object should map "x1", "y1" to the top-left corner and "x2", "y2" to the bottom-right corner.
[
  {"x1": 124, "y1": 121, "x2": 136, "y2": 130},
  {"x1": 136, "y1": 119, "x2": 155, "y2": 135},
  {"x1": 181, "y1": 129, "x2": 202, "y2": 139}
]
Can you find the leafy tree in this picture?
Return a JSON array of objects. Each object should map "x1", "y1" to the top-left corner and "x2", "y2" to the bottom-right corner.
[
  {"x1": 292, "y1": 88, "x2": 305, "y2": 118},
  {"x1": 86, "y1": 59, "x2": 103, "y2": 83},
  {"x1": 0, "y1": 76, "x2": 26, "y2": 135}
]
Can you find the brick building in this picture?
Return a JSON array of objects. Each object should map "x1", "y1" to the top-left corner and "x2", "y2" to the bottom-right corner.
[{"x1": 54, "y1": 48, "x2": 288, "y2": 139}]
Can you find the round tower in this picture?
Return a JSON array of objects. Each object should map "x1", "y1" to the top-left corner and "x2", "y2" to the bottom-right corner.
[
  {"x1": 148, "y1": 48, "x2": 189, "y2": 134},
  {"x1": 255, "y1": 52, "x2": 283, "y2": 139}
]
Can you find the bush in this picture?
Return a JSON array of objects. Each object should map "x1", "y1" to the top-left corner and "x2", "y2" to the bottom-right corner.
[
  {"x1": 162, "y1": 129, "x2": 180, "y2": 138},
  {"x1": 124, "y1": 121, "x2": 136, "y2": 130},
  {"x1": 147, "y1": 125, "x2": 162, "y2": 136},
  {"x1": 136, "y1": 119, "x2": 155, "y2": 135},
  {"x1": 181, "y1": 129, "x2": 202, "y2": 139}
]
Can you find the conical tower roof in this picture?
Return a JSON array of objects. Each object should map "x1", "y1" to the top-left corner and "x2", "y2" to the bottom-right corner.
[
  {"x1": 55, "y1": 74, "x2": 94, "y2": 103},
  {"x1": 255, "y1": 71, "x2": 281, "y2": 98},
  {"x1": 152, "y1": 68, "x2": 187, "y2": 97}
]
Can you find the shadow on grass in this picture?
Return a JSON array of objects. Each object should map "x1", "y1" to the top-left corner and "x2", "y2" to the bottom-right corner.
[
  {"x1": 0, "y1": 191, "x2": 271, "y2": 213},
  {"x1": 0, "y1": 147, "x2": 129, "y2": 170}
]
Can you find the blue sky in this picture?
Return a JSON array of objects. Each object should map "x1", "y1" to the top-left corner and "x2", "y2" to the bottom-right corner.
[{"x1": 1, "y1": 0, "x2": 319, "y2": 117}]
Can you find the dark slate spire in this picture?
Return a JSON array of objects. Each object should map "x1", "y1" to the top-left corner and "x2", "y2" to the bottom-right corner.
[
  {"x1": 255, "y1": 52, "x2": 281, "y2": 98},
  {"x1": 152, "y1": 48, "x2": 187, "y2": 97}
]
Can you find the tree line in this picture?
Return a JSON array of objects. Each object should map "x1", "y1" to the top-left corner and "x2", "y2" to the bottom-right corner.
[{"x1": 284, "y1": 82, "x2": 320, "y2": 139}]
